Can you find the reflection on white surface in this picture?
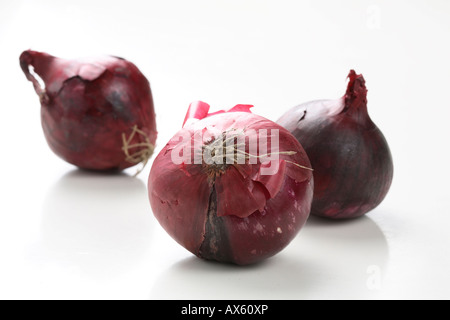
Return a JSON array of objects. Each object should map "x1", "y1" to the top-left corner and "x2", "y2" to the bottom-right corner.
[
  {"x1": 28, "y1": 170, "x2": 154, "y2": 278},
  {"x1": 150, "y1": 215, "x2": 388, "y2": 299}
]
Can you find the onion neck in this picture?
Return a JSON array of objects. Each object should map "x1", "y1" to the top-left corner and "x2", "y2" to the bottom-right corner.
[
  {"x1": 20, "y1": 50, "x2": 56, "y2": 85},
  {"x1": 343, "y1": 70, "x2": 369, "y2": 120},
  {"x1": 20, "y1": 50, "x2": 57, "y2": 104}
]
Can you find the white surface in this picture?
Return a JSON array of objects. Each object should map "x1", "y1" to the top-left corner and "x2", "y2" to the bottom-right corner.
[{"x1": 1, "y1": 0, "x2": 449, "y2": 300}]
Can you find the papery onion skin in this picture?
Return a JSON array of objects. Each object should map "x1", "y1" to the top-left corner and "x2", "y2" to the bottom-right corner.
[
  {"x1": 148, "y1": 102, "x2": 313, "y2": 265},
  {"x1": 277, "y1": 70, "x2": 393, "y2": 219},
  {"x1": 20, "y1": 50, "x2": 157, "y2": 171}
]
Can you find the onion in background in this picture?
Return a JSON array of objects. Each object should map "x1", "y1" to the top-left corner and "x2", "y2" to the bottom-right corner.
[
  {"x1": 278, "y1": 70, "x2": 393, "y2": 219},
  {"x1": 20, "y1": 50, "x2": 157, "y2": 173}
]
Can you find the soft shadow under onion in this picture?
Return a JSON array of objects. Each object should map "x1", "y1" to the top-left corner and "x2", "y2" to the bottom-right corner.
[
  {"x1": 149, "y1": 214, "x2": 388, "y2": 299},
  {"x1": 29, "y1": 169, "x2": 154, "y2": 279}
]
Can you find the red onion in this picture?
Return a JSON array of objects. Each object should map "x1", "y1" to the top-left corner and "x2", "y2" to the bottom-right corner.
[
  {"x1": 148, "y1": 101, "x2": 313, "y2": 265},
  {"x1": 20, "y1": 50, "x2": 157, "y2": 173},
  {"x1": 278, "y1": 70, "x2": 393, "y2": 219}
]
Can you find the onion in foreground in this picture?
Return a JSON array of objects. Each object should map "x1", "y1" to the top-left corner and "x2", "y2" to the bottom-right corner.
[{"x1": 148, "y1": 101, "x2": 313, "y2": 265}]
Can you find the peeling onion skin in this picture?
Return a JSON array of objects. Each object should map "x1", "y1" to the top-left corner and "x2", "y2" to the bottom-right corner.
[
  {"x1": 277, "y1": 70, "x2": 393, "y2": 219},
  {"x1": 20, "y1": 50, "x2": 157, "y2": 171},
  {"x1": 148, "y1": 103, "x2": 314, "y2": 265}
]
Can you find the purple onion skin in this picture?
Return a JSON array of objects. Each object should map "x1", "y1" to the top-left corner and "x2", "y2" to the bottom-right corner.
[
  {"x1": 20, "y1": 50, "x2": 157, "y2": 171},
  {"x1": 277, "y1": 70, "x2": 393, "y2": 219},
  {"x1": 149, "y1": 107, "x2": 314, "y2": 265}
]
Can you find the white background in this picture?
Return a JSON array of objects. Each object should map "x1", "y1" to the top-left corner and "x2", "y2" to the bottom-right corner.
[{"x1": 1, "y1": 0, "x2": 449, "y2": 300}]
